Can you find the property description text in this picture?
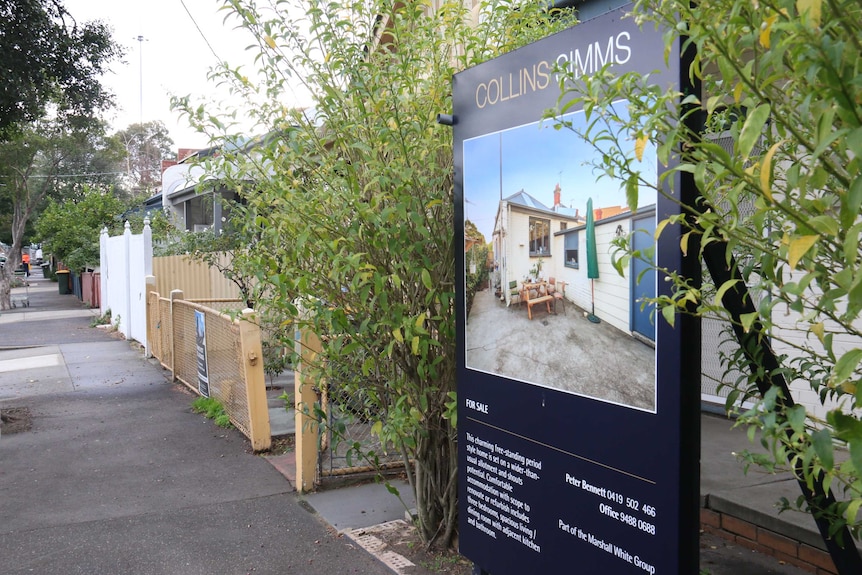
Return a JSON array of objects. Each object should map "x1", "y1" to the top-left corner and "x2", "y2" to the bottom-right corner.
[{"x1": 465, "y1": 431, "x2": 543, "y2": 553}]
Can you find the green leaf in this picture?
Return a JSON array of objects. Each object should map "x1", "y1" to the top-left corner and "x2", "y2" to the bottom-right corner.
[
  {"x1": 811, "y1": 428, "x2": 834, "y2": 470},
  {"x1": 844, "y1": 223, "x2": 862, "y2": 267},
  {"x1": 832, "y1": 349, "x2": 862, "y2": 386},
  {"x1": 843, "y1": 176, "x2": 862, "y2": 230},
  {"x1": 625, "y1": 174, "x2": 639, "y2": 213},
  {"x1": 844, "y1": 496, "x2": 862, "y2": 525},
  {"x1": 739, "y1": 312, "x2": 759, "y2": 333},
  {"x1": 850, "y1": 442, "x2": 862, "y2": 487},
  {"x1": 738, "y1": 104, "x2": 771, "y2": 161},
  {"x1": 661, "y1": 304, "x2": 675, "y2": 327},
  {"x1": 715, "y1": 279, "x2": 740, "y2": 307},
  {"x1": 421, "y1": 268, "x2": 432, "y2": 290},
  {"x1": 806, "y1": 216, "x2": 839, "y2": 237}
]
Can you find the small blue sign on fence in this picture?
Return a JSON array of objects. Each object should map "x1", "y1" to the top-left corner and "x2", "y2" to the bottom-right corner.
[{"x1": 195, "y1": 310, "x2": 210, "y2": 398}]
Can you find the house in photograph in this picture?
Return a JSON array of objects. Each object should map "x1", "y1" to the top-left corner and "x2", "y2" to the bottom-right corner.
[
  {"x1": 493, "y1": 184, "x2": 583, "y2": 303},
  {"x1": 491, "y1": 180, "x2": 657, "y2": 343}
]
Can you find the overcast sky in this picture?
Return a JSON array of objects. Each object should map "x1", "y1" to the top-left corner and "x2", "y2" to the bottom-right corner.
[{"x1": 63, "y1": 0, "x2": 290, "y2": 149}]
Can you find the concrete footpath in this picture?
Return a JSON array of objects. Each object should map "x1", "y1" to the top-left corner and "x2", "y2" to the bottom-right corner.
[{"x1": 0, "y1": 268, "x2": 857, "y2": 574}]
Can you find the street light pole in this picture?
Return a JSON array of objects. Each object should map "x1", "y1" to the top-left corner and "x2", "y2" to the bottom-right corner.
[{"x1": 135, "y1": 35, "x2": 148, "y2": 125}]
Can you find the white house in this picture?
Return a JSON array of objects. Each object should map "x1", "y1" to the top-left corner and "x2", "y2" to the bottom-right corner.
[
  {"x1": 492, "y1": 182, "x2": 657, "y2": 342},
  {"x1": 493, "y1": 185, "x2": 583, "y2": 304}
]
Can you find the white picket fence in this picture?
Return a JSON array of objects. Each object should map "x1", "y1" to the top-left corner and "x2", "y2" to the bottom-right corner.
[{"x1": 100, "y1": 220, "x2": 152, "y2": 350}]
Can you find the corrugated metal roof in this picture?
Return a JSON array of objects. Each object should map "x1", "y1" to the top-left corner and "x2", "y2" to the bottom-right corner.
[{"x1": 504, "y1": 189, "x2": 552, "y2": 211}]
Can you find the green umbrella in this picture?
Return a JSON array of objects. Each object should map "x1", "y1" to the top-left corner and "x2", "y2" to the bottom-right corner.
[{"x1": 586, "y1": 197, "x2": 600, "y2": 323}]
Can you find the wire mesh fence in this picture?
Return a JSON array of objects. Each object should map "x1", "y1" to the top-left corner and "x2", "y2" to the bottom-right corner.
[
  {"x1": 318, "y1": 365, "x2": 402, "y2": 477},
  {"x1": 146, "y1": 289, "x2": 270, "y2": 450},
  {"x1": 700, "y1": 131, "x2": 761, "y2": 406},
  {"x1": 319, "y1": 373, "x2": 404, "y2": 478}
]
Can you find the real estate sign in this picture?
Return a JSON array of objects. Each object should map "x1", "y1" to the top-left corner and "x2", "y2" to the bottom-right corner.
[
  {"x1": 454, "y1": 5, "x2": 699, "y2": 573},
  {"x1": 195, "y1": 309, "x2": 210, "y2": 398}
]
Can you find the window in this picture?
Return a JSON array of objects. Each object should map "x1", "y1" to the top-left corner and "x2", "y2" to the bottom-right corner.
[
  {"x1": 529, "y1": 217, "x2": 550, "y2": 256},
  {"x1": 185, "y1": 194, "x2": 214, "y2": 231},
  {"x1": 560, "y1": 222, "x2": 567, "y2": 231},
  {"x1": 565, "y1": 232, "x2": 579, "y2": 268}
]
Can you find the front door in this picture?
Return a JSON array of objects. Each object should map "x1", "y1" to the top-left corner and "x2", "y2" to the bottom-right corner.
[{"x1": 630, "y1": 214, "x2": 656, "y2": 341}]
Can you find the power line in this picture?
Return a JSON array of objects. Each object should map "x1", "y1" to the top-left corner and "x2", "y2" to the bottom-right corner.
[
  {"x1": 1, "y1": 171, "x2": 129, "y2": 179},
  {"x1": 180, "y1": 0, "x2": 223, "y2": 63}
]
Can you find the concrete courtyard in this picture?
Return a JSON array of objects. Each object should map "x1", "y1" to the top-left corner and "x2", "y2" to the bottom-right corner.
[{"x1": 465, "y1": 286, "x2": 656, "y2": 411}]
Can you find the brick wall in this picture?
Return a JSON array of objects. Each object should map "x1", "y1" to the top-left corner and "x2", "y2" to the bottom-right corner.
[{"x1": 701, "y1": 508, "x2": 838, "y2": 574}]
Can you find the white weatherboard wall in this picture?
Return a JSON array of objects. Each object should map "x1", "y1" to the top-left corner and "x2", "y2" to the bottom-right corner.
[
  {"x1": 768, "y1": 269, "x2": 861, "y2": 420},
  {"x1": 553, "y1": 216, "x2": 634, "y2": 336},
  {"x1": 100, "y1": 221, "x2": 152, "y2": 349}
]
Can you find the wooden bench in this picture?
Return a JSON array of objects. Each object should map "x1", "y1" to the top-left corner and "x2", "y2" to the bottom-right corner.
[{"x1": 524, "y1": 288, "x2": 553, "y2": 320}]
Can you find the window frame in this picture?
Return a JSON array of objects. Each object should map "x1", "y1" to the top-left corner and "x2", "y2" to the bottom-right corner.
[
  {"x1": 564, "y1": 231, "x2": 579, "y2": 269},
  {"x1": 528, "y1": 216, "x2": 551, "y2": 257}
]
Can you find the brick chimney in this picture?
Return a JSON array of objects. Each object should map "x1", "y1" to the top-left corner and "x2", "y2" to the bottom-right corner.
[
  {"x1": 177, "y1": 148, "x2": 200, "y2": 162},
  {"x1": 553, "y1": 183, "x2": 561, "y2": 210},
  {"x1": 161, "y1": 159, "x2": 177, "y2": 175}
]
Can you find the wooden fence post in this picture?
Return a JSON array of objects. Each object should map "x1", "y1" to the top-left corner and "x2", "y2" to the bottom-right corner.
[
  {"x1": 169, "y1": 289, "x2": 184, "y2": 382},
  {"x1": 295, "y1": 323, "x2": 321, "y2": 493},
  {"x1": 145, "y1": 276, "x2": 156, "y2": 358},
  {"x1": 239, "y1": 309, "x2": 271, "y2": 452}
]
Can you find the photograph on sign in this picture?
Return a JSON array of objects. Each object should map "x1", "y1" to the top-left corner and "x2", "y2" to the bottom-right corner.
[{"x1": 463, "y1": 103, "x2": 658, "y2": 411}]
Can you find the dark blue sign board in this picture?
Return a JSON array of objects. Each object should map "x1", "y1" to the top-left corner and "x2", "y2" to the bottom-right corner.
[{"x1": 454, "y1": 5, "x2": 699, "y2": 574}]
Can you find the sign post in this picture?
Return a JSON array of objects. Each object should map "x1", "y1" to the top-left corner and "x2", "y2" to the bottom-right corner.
[{"x1": 454, "y1": 4, "x2": 699, "y2": 573}]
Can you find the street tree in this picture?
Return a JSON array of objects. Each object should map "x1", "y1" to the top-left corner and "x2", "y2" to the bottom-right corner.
[
  {"x1": 549, "y1": 0, "x2": 862, "y2": 553},
  {"x1": 0, "y1": 0, "x2": 120, "y2": 309},
  {"x1": 112, "y1": 121, "x2": 175, "y2": 194},
  {"x1": 34, "y1": 186, "x2": 171, "y2": 273},
  {"x1": 0, "y1": 0, "x2": 120, "y2": 140},
  {"x1": 175, "y1": 0, "x2": 576, "y2": 547},
  {"x1": 0, "y1": 120, "x2": 123, "y2": 309},
  {"x1": 34, "y1": 186, "x2": 126, "y2": 272}
]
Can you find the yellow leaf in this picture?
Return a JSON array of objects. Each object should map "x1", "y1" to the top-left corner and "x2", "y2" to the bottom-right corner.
[
  {"x1": 412, "y1": 336, "x2": 420, "y2": 356},
  {"x1": 760, "y1": 140, "x2": 784, "y2": 202},
  {"x1": 392, "y1": 328, "x2": 403, "y2": 343},
  {"x1": 635, "y1": 134, "x2": 648, "y2": 162},
  {"x1": 788, "y1": 235, "x2": 818, "y2": 269},
  {"x1": 811, "y1": 322, "x2": 825, "y2": 343},
  {"x1": 759, "y1": 14, "x2": 778, "y2": 49},
  {"x1": 680, "y1": 231, "x2": 692, "y2": 256},
  {"x1": 797, "y1": 0, "x2": 822, "y2": 27},
  {"x1": 745, "y1": 161, "x2": 759, "y2": 177},
  {"x1": 264, "y1": 35, "x2": 277, "y2": 49},
  {"x1": 733, "y1": 83, "x2": 743, "y2": 104},
  {"x1": 655, "y1": 218, "x2": 671, "y2": 240}
]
